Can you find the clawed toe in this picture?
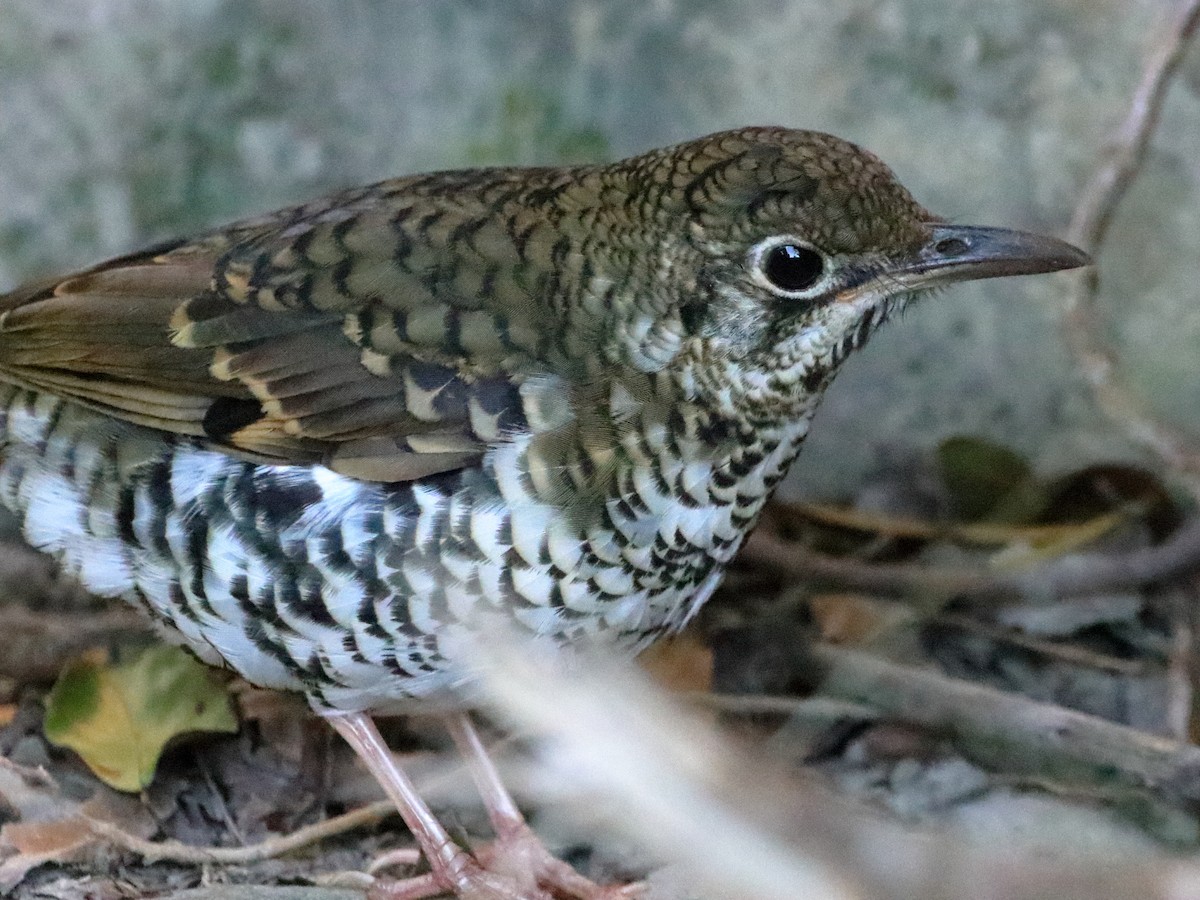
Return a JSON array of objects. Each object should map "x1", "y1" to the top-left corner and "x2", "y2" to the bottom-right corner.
[
  {"x1": 475, "y1": 824, "x2": 642, "y2": 900},
  {"x1": 367, "y1": 856, "x2": 553, "y2": 900},
  {"x1": 366, "y1": 828, "x2": 640, "y2": 900}
]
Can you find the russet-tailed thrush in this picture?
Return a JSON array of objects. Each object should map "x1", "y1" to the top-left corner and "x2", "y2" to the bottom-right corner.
[{"x1": 0, "y1": 127, "x2": 1088, "y2": 898}]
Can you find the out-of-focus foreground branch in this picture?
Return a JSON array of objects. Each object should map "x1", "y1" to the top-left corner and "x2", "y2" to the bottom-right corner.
[{"x1": 479, "y1": 636, "x2": 1200, "y2": 900}]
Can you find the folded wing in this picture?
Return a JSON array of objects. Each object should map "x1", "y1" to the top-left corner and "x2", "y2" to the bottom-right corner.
[{"x1": 0, "y1": 175, "x2": 573, "y2": 482}]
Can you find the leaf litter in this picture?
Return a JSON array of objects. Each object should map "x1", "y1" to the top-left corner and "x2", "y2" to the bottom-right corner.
[{"x1": 0, "y1": 435, "x2": 1197, "y2": 897}]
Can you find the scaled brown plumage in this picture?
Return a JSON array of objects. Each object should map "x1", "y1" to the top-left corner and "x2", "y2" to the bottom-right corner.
[{"x1": 0, "y1": 127, "x2": 1088, "y2": 899}]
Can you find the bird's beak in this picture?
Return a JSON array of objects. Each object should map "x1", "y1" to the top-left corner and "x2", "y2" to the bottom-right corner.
[{"x1": 887, "y1": 224, "x2": 1091, "y2": 290}]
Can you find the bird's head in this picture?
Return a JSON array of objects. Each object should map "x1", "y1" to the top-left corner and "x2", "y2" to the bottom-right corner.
[{"x1": 614, "y1": 127, "x2": 1089, "y2": 421}]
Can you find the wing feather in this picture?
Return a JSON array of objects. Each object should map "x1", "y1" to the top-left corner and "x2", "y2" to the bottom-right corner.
[{"x1": 0, "y1": 171, "x2": 579, "y2": 480}]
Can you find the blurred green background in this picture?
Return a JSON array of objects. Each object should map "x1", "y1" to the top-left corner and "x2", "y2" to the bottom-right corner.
[{"x1": 1, "y1": 0, "x2": 1196, "y2": 497}]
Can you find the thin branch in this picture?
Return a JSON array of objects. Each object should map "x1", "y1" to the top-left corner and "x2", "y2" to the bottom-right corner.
[
  {"x1": 781, "y1": 500, "x2": 1125, "y2": 548},
  {"x1": 83, "y1": 799, "x2": 395, "y2": 865},
  {"x1": 1064, "y1": 0, "x2": 1200, "y2": 482},
  {"x1": 688, "y1": 692, "x2": 877, "y2": 722},
  {"x1": 1068, "y1": 0, "x2": 1200, "y2": 250},
  {"x1": 931, "y1": 612, "x2": 1150, "y2": 676},
  {"x1": 740, "y1": 513, "x2": 1200, "y2": 599},
  {"x1": 0, "y1": 604, "x2": 149, "y2": 682},
  {"x1": 806, "y1": 643, "x2": 1200, "y2": 805}
]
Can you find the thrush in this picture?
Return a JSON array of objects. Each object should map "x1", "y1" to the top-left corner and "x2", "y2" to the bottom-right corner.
[{"x1": 0, "y1": 127, "x2": 1087, "y2": 898}]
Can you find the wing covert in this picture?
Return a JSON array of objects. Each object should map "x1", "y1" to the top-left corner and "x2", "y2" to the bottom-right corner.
[{"x1": 0, "y1": 175, "x2": 569, "y2": 482}]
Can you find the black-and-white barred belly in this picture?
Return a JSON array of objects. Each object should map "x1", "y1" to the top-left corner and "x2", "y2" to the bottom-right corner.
[{"x1": 0, "y1": 384, "x2": 809, "y2": 712}]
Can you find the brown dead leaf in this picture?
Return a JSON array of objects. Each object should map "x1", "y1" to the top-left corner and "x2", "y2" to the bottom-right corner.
[
  {"x1": 638, "y1": 633, "x2": 714, "y2": 694},
  {"x1": 232, "y1": 682, "x2": 312, "y2": 765},
  {"x1": 0, "y1": 758, "x2": 72, "y2": 826},
  {"x1": 0, "y1": 762, "x2": 86, "y2": 893},
  {"x1": 1, "y1": 814, "x2": 93, "y2": 859},
  {"x1": 0, "y1": 827, "x2": 90, "y2": 891},
  {"x1": 0, "y1": 781, "x2": 155, "y2": 892},
  {"x1": 808, "y1": 593, "x2": 901, "y2": 645}
]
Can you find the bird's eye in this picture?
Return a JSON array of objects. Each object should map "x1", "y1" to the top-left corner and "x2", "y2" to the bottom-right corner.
[{"x1": 752, "y1": 238, "x2": 828, "y2": 297}]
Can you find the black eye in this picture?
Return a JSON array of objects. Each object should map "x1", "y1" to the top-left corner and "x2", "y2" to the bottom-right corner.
[{"x1": 761, "y1": 243, "x2": 825, "y2": 293}]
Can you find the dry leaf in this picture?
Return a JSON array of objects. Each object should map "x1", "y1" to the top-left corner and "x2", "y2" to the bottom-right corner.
[
  {"x1": 808, "y1": 593, "x2": 900, "y2": 646},
  {"x1": 638, "y1": 633, "x2": 714, "y2": 694},
  {"x1": 232, "y1": 682, "x2": 312, "y2": 765},
  {"x1": 0, "y1": 759, "x2": 73, "y2": 830},
  {"x1": 0, "y1": 783, "x2": 154, "y2": 892},
  {"x1": 0, "y1": 816, "x2": 95, "y2": 890},
  {"x1": 785, "y1": 500, "x2": 1124, "y2": 549}
]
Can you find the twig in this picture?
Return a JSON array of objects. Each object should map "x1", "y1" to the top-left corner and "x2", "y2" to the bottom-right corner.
[
  {"x1": 696, "y1": 652, "x2": 1192, "y2": 802},
  {"x1": 82, "y1": 799, "x2": 395, "y2": 865},
  {"x1": 808, "y1": 643, "x2": 1200, "y2": 805},
  {"x1": 1164, "y1": 587, "x2": 1195, "y2": 742},
  {"x1": 1063, "y1": 0, "x2": 1200, "y2": 483},
  {"x1": 781, "y1": 500, "x2": 1125, "y2": 548},
  {"x1": 0, "y1": 603, "x2": 149, "y2": 682},
  {"x1": 194, "y1": 751, "x2": 247, "y2": 847},
  {"x1": 1068, "y1": 0, "x2": 1200, "y2": 251},
  {"x1": 740, "y1": 513, "x2": 1200, "y2": 599},
  {"x1": 931, "y1": 612, "x2": 1150, "y2": 676},
  {"x1": 688, "y1": 692, "x2": 877, "y2": 722}
]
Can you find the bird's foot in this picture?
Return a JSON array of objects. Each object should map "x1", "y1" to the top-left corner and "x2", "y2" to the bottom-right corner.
[
  {"x1": 366, "y1": 843, "x2": 552, "y2": 900},
  {"x1": 475, "y1": 823, "x2": 645, "y2": 900},
  {"x1": 366, "y1": 825, "x2": 643, "y2": 900}
]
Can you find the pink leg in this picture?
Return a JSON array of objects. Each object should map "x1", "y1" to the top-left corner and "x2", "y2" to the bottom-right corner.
[
  {"x1": 443, "y1": 714, "x2": 644, "y2": 900},
  {"x1": 443, "y1": 713, "x2": 524, "y2": 833},
  {"x1": 323, "y1": 710, "x2": 550, "y2": 900}
]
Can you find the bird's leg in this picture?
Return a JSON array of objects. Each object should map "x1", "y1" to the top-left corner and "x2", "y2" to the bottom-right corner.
[
  {"x1": 443, "y1": 713, "x2": 525, "y2": 835},
  {"x1": 323, "y1": 710, "x2": 550, "y2": 900},
  {"x1": 444, "y1": 714, "x2": 643, "y2": 899}
]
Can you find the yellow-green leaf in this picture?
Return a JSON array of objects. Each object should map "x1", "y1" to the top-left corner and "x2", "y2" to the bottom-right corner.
[
  {"x1": 43, "y1": 645, "x2": 238, "y2": 792},
  {"x1": 937, "y1": 436, "x2": 1041, "y2": 523}
]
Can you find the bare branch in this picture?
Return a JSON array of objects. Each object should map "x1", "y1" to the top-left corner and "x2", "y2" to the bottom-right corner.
[
  {"x1": 705, "y1": 644, "x2": 1200, "y2": 808},
  {"x1": 1068, "y1": 1, "x2": 1200, "y2": 250},
  {"x1": 1064, "y1": 0, "x2": 1200, "y2": 483},
  {"x1": 82, "y1": 800, "x2": 395, "y2": 866},
  {"x1": 0, "y1": 603, "x2": 149, "y2": 682},
  {"x1": 739, "y1": 513, "x2": 1200, "y2": 599}
]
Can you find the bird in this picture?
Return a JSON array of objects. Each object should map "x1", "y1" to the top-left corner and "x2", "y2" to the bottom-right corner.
[{"x1": 0, "y1": 126, "x2": 1087, "y2": 899}]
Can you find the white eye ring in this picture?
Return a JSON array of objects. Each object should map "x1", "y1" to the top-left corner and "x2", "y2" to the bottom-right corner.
[{"x1": 749, "y1": 236, "x2": 831, "y2": 299}]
